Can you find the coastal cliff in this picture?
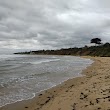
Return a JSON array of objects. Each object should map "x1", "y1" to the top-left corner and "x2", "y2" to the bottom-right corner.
[{"x1": 14, "y1": 43, "x2": 110, "y2": 57}]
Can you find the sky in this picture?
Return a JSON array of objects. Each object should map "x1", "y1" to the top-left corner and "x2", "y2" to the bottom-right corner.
[{"x1": 0, "y1": 0, "x2": 110, "y2": 52}]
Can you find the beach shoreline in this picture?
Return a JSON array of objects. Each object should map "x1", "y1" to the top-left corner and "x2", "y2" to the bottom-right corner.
[{"x1": 0, "y1": 57, "x2": 110, "y2": 110}]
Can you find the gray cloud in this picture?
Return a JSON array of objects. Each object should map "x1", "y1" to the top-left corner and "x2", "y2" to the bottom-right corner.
[{"x1": 0, "y1": 0, "x2": 110, "y2": 51}]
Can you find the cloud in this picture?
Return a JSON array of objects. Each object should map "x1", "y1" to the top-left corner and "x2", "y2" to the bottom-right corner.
[{"x1": 0, "y1": 0, "x2": 110, "y2": 51}]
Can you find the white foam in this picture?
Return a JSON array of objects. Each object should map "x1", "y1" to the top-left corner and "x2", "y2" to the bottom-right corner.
[{"x1": 30, "y1": 59, "x2": 60, "y2": 65}]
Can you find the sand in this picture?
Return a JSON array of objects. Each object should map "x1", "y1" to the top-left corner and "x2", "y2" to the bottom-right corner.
[{"x1": 0, "y1": 57, "x2": 110, "y2": 110}]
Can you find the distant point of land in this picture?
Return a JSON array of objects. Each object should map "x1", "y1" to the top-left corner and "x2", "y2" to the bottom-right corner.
[{"x1": 14, "y1": 43, "x2": 110, "y2": 57}]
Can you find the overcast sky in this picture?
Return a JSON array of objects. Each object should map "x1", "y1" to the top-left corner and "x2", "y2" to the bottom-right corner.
[{"x1": 0, "y1": 0, "x2": 110, "y2": 52}]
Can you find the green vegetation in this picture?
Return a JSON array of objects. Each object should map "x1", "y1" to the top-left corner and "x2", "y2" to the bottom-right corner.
[{"x1": 14, "y1": 42, "x2": 110, "y2": 57}]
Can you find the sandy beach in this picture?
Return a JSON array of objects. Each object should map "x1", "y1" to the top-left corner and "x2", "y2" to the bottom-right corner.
[{"x1": 0, "y1": 57, "x2": 110, "y2": 110}]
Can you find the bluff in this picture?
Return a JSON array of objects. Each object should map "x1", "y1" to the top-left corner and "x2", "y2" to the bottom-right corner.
[{"x1": 14, "y1": 43, "x2": 110, "y2": 57}]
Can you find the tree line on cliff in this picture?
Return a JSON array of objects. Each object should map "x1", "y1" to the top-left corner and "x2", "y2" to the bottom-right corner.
[{"x1": 15, "y1": 38, "x2": 110, "y2": 57}]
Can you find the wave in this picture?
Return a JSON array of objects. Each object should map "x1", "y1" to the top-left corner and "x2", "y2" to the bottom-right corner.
[
  {"x1": 21, "y1": 59, "x2": 60, "y2": 65},
  {"x1": 0, "y1": 55, "x2": 19, "y2": 62}
]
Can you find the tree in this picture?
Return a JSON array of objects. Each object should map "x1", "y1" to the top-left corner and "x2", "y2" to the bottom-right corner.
[
  {"x1": 91, "y1": 38, "x2": 102, "y2": 45},
  {"x1": 103, "y1": 42, "x2": 110, "y2": 47}
]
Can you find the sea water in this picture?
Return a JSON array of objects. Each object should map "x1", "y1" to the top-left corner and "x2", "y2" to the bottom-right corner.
[{"x1": 0, "y1": 54, "x2": 93, "y2": 107}]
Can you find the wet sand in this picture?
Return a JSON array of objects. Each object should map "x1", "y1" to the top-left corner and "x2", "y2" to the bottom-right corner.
[{"x1": 0, "y1": 57, "x2": 110, "y2": 110}]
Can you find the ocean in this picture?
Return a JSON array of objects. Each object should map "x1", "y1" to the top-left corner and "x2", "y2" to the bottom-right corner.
[{"x1": 0, "y1": 54, "x2": 93, "y2": 107}]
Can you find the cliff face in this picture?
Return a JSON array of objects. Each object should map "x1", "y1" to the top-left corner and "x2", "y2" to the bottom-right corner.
[{"x1": 14, "y1": 43, "x2": 110, "y2": 57}]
